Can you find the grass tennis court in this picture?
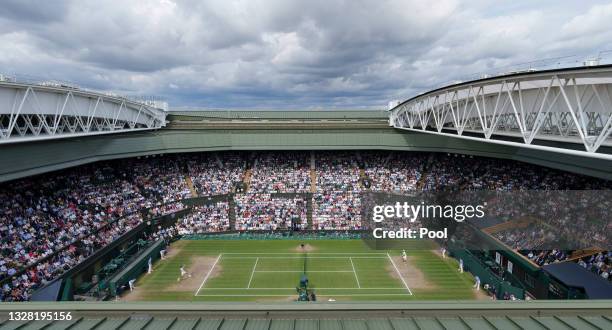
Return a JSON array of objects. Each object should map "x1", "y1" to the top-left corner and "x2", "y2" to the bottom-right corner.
[
  {"x1": 127, "y1": 240, "x2": 480, "y2": 301},
  {"x1": 196, "y1": 252, "x2": 411, "y2": 297}
]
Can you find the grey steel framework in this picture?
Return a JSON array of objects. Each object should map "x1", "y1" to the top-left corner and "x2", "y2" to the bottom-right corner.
[
  {"x1": 0, "y1": 81, "x2": 166, "y2": 144},
  {"x1": 388, "y1": 66, "x2": 612, "y2": 160}
]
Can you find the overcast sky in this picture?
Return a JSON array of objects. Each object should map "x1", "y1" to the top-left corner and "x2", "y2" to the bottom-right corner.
[{"x1": 1, "y1": 0, "x2": 611, "y2": 109}]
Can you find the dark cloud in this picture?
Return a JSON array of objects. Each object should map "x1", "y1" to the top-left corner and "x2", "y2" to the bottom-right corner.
[
  {"x1": 0, "y1": 0, "x2": 610, "y2": 108},
  {"x1": 0, "y1": 0, "x2": 71, "y2": 23}
]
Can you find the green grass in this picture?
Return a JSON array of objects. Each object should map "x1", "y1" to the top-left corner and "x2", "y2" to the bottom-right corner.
[{"x1": 130, "y1": 239, "x2": 478, "y2": 301}]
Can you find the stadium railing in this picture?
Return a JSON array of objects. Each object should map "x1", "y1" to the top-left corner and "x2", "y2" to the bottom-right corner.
[{"x1": 107, "y1": 239, "x2": 166, "y2": 297}]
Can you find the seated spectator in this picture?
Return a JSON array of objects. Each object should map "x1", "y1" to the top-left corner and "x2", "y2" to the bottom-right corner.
[
  {"x1": 249, "y1": 152, "x2": 311, "y2": 193},
  {"x1": 188, "y1": 153, "x2": 245, "y2": 196},
  {"x1": 1, "y1": 150, "x2": 611, "y2": 302},
  {"x1": 577, "y1": 251, "x2": 612, "y2": 282},
  {"x1": 316, "y1": 152, "x2": 362, "y2": 192},
  {"x1": 313, "y1": 192, "x2": 361, "y2": 230},
  {"x1": 175, "y1": 202, "x2": 230, "y2": 234},
  {"x1": 234, "y1": 194, "x2": 307, "y2": 230},
  {"x1": 363, "y1": 151, "x2": 424, "y2": 192}
]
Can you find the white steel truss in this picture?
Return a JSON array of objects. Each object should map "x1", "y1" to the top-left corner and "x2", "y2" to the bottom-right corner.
[
  {"x1": 389, "y1": 66, "x2": 612, "y2": 159},
  {"x1": 0, "y1": 82, "x2": 166, "y2": 144}
]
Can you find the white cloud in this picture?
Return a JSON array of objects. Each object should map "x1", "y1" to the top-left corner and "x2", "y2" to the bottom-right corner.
[
  {"x1": 0, "y1": 0, "x2": 609, "y2": 108},
  {"x1": 561, "y1": 3, "x2": 612, "y2": 37}
]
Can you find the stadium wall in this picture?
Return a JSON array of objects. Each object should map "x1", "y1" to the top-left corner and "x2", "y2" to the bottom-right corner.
[
  {"x1": 107, "y1": 239, "x2": 166, "y2": 297},
  {"x1": 1, "y1": 127, "x2": 611, "y2": 182}
]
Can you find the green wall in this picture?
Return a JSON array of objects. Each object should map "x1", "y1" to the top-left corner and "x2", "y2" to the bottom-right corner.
[{"x1": 1, "y1": 128, "x2": 611, "y2": 182}]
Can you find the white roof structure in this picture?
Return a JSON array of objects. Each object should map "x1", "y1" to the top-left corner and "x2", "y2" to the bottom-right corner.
[
  {"x1": 388, "y1": 65, "x2": 612, "y2": 160},
  {"x1": 0, "y1": 81, "x2": 166, "y2": 144}
]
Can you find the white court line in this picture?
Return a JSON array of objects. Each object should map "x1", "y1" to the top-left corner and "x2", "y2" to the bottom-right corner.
[
  {"x1": 349, "y1": 257, "x2": 361, "y2": 288},
  {"x1": 220, "y1": 252, "x2": 387, "y2": 255},
  {"x1": 198, "y1": 287, "x2": 407, "y2": 290},
  {"x1": 194, "y1": 253, "x2": 222, "y2": 296},
  {"x1": 387, "y1": 252, "x2": 413, "y2": 295},
  {"x1": 221, "y1": 256, "x2": 386, "y2": 259},
  {"x1": 247, "y1": 257, "x2": 259, "y2": 288},
  {"x1": 197, "y1": 293, "x2": 413, "y2": 297},
  {"x1": 255, "y1": 270, "x2": 354, "y2": 273}
]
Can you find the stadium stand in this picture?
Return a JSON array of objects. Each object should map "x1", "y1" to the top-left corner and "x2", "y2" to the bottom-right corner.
[
  {"x1": 188, "y1": 152, "x2": 246, "y2": 196},
  {"x1": 175, "y1": 202, "x2": 231, "y2": 234},
  {"x1": 577, "y1": 251, "x2": 612, "y2": 282},
  {"x1": 234, "y1": 194, "x2": 308, "y2": 230},
  {"x1": 249, "y1": 152, "x2": 311, "y2": 193},
  {"x1": 1, "y1": 151, "x2": 611, "y2": 301}
]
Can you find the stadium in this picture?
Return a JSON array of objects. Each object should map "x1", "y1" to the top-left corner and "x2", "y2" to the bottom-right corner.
[
  {"x1": 1, "y1": 64, "x2": 612, "y2": 327},
  {"x1": 1, "y1": 1, "x2": 612, "y2": 328}
]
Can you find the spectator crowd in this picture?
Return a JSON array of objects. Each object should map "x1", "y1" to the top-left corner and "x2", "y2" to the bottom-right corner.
[
  {"x1": 188, "y1": 153, "x2": 246, "y2": 196},
  {"x1": 249, "y1": 152, "x2": 311, "y2": 193},
  {"x1": 235, "y1": 194, "x2": 307, "y2": 230},
  {"x1": 175, "y1": 202, "x2": 230, "y2": 234},
  {"x1": 1, "y1": 151, "x2": 611, "y2": 301},
  {"x1": 363, "y1": 152, "x2": 425, "y2": 193},
  {"x1": 577, "y1": 251, "x2": 611, "y2": 282}
]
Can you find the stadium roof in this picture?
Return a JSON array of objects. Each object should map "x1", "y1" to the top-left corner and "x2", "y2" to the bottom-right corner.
[
  {"x1": 168, "y1": 109, "x2": 387, "y2": 120},
  {"x1": 543, "y1": 263, "x2": 612, "y2": 299},
  {"x1": 390, "y1": 64, "x2": 612, "y2": 109},
  {"x1": 1, "y1": 301, "x2": 611, "y2": 329},
  {"x1": 2, "y1": 315, "x2": 611, "y2": 329}
]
